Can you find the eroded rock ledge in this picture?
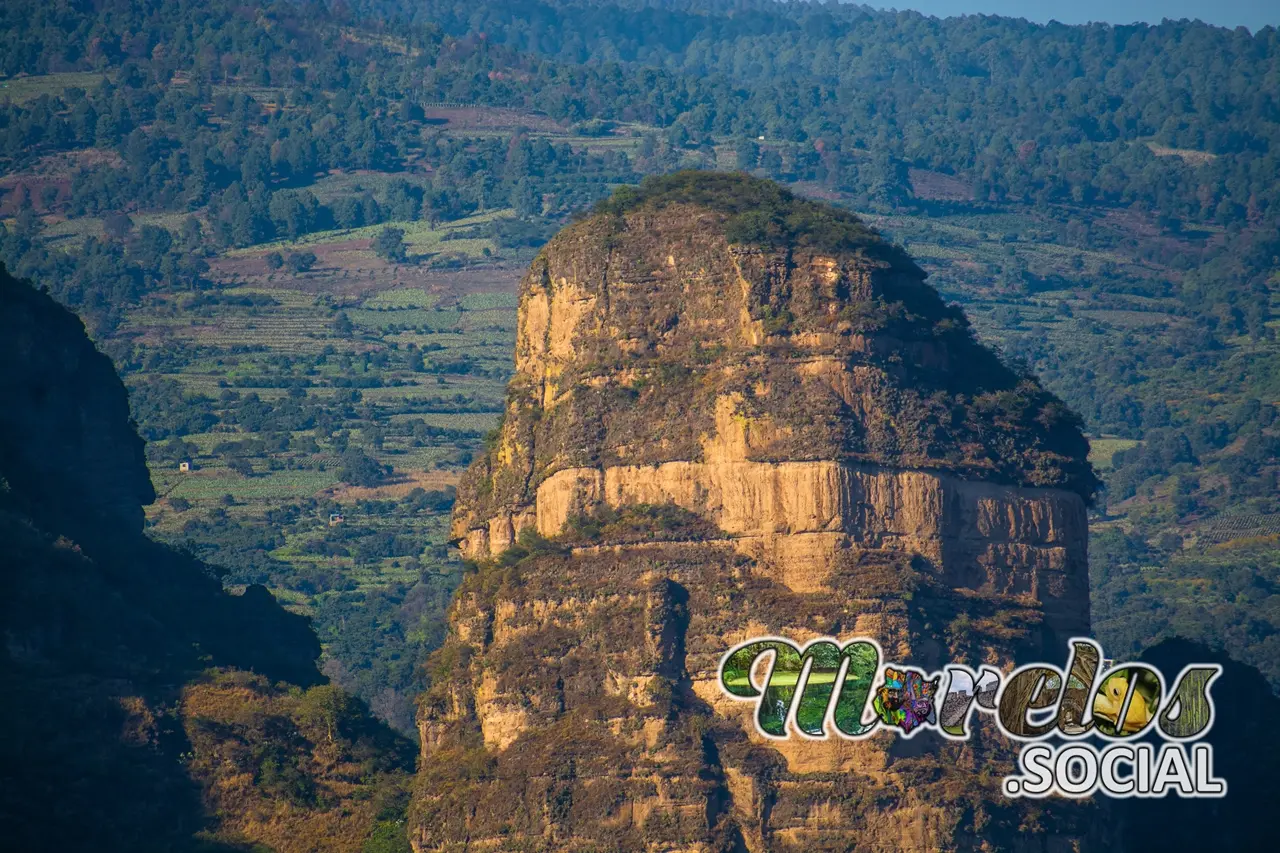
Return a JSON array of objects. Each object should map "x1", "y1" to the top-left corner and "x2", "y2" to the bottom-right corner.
[{"x1": 413, "y1": 173, "x2": 1105, "y2": 852}]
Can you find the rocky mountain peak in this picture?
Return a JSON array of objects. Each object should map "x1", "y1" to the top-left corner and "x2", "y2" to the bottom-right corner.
[
  {"x1": 414, "y1": 174, "x2": 1103, "y2": 851},
  {"x1": 454, "y1": 171, "x2": 1095, "y2": 559}
]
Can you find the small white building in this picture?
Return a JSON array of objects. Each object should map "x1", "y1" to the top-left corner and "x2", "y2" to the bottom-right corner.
[
  {"x1": 329, "y1": 513, "x2": 345, "y2": 526},
  {"x1": 179, "y1": 461, "x2": 191, "y2": 473}
]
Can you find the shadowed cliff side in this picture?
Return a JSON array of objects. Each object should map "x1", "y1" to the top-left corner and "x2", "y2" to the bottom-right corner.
[
  {"x1": 413, "y1": 173, "x2": 1108, "y2": 851},
  {"x1": 0, "y1": 265, "x2": 414, "y2": 852}
]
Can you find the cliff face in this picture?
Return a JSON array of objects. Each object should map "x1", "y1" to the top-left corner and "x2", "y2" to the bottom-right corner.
[
  {"x1": 413, "y1": 174, "x2": 1103, "y2": 852},
  {"x1": 451, "y1": 174, "x2": 1095, "y2": 646},
  {"x1": 0, "y1": 271, "x2": 154, "y2": 542},
  {"x1": 0, "y1": 265, "x2": 412, "y2": 852}
]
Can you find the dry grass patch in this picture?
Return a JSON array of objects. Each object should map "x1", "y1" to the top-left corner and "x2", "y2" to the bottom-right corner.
[
  {"x1": 320, "y1": 468, "x2": 460, "y2": 502},
  {"x1": 1145, "y1": 142, "x2": 1218, "y2": 165}
]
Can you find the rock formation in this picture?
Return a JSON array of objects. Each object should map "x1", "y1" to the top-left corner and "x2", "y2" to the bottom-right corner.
[
  {"x1": 412, "y1": 173, "x2": 1106, "y2": 851},
  {"x1": 0, "y1": 267, "x2": 155, "y2": 543},
  {"x1": 0, "y1": 264, "x2": 413, "y2": 852}
]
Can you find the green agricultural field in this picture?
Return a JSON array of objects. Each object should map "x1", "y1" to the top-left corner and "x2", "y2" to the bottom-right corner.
[
  {"x1": 28, "y1": 210, "x2": 197, "y2": 248},
  {"x1": 227, "y1": 209, "x2": 514, "y2": 257},
  {"x1": 457, "y1": 308, "x2": 517, "y2": 332},
  {"x1": 905, "y1": 243, "x2": 974, "y2": 261},
  {"x1": 41, "y1": 216, "x2": 103, "y2": 244},
  {"x1": 229, "y1": 286, "x2": 324, "y2": 308},
  {"x1": 386, "y1": 331, "x2": 472, "y2": 348},
  {"x1": 388, "y1": 412, "x2": 503, "y2": 431},
  {"x1": 391, "y1": 446, "x2": 466, "y2": 470},
  {"x1": 0, "y1": 71, "x2": 108, "y2": 103},
  {"x1": 363, "y1": 288, "x2": 440, "y2": 309},
  {"x1": 347, "y1": 307, "x2": 464, "y2": 331},
  {"x1": 210, "y1": 82, "x2": 288, "y2": 104},
  {"x1": 563, "y1": 134, "x2": 650, "y2": 154},
  {"x1": 458, "y1": 291, "x2": 518, "y2": 311},
  {"x1": 306, "y1": 171, "x2": 430, "y2": 203},
  {"x1": 164, "y1": 468, "x2": 340, "y2": 501},
  {"x1": 1088, "y1": 438, "x2": 1141, "y2": 470},
  {"x1": 1077, "y1": 309, "x2": 1175, "y2": 328}
]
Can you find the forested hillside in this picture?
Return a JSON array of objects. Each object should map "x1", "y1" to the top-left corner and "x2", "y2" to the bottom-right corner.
[
  {"x1": 1, "y1": 0, "x2": 1277, "y2": 732},
  {"x1": 408, "y1": 0, "x2": 1280, "y2": 222}
]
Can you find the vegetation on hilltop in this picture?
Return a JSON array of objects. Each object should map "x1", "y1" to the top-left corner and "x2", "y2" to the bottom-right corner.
[{"x1": 594, "y1": 169, "x2": 900, "y2": 261}]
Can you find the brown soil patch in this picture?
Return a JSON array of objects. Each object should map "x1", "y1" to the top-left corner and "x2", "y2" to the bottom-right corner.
[
  {"x1": 420, "y1": 105, "x2": 564, "y2": 133},
  {"x1": 908, "y1": 168, "x2": 974, "y2": 202},
  {"x1": 210, "y1": 244, "x2": 522, "y2": 302},
  {"x1": 1, "y1": 149, "x2": 125, "y2": 214}
]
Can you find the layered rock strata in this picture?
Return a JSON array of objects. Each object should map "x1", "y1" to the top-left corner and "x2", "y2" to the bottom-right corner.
[{"x1": 413, "y1": 173, "x2": 1104, "y2": 851}]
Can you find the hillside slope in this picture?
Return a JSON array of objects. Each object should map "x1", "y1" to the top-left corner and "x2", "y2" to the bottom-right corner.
[{"x1": 0, "y1": 264, "x2": 414, "y2": 852}]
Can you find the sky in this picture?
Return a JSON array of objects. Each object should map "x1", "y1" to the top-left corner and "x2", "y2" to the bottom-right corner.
[{"x1": 869, "y1": 2, "x2": 1276, "y2": 31}]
